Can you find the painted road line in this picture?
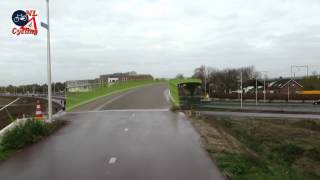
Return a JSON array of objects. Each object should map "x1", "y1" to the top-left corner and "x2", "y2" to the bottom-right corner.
[
  {"x1": 67, "y1": 109, "x2": 170, "y2": 114},
  {"x1": 94, "y1": 90, "x2": 138, "y2": 111},
  {"x1": 108, "y1": 157, "x2": 117, "y2": 164},
  {"x1": 124, "y1": 128, "x2": 128, "y2": 132},
  {"x1": 164, "y1": 89, "x2": 170, "y2": 103}
]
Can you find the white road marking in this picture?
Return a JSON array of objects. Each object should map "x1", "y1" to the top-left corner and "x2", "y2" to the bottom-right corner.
[
  {"x1": 164, "y1": 89, "x2": 171, "y2": 102},
  {"x1": 94, "y1": 90, "x2": 138, "y2": 111},
  {"x1": 124, "y1": 128, "x2": 128, "y2": 132},
  {"x1": 108, "y1": 157, "x2": 117, "y2": 164},
  {"x1": 68, "y1": 109, "x2": 170, "y2": 114}
]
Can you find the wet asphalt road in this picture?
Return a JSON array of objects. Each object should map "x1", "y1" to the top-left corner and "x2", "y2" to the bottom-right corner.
[{"x1": 0, "y1": 84, "x2": 225, "y2": 180}]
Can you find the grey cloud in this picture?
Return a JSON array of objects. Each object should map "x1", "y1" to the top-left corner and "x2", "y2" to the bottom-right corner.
[{"x1": 1, "y1": 0, "x2": 320, "y2": 85}]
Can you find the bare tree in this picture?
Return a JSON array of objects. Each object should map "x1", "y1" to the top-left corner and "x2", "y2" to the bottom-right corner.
[{"x1": 193, "y1": 65, "x2": 260, "y2": 95}]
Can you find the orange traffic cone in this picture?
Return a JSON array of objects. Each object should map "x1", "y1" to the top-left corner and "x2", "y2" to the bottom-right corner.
[{"x1": 35, "y1": 100, "x2": 44, "y2": 120}]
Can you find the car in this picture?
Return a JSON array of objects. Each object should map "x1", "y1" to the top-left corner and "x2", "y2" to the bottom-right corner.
[{"x1": 313, "y1": 100, "x2": 320, "y2": 105}]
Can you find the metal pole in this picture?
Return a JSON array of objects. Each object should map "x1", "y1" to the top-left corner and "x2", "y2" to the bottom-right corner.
[
  {"x1": 255, "y1": 78, "x2": 258, "y2": 105},
  {"x1": 263, "y1": 75, "x2": 266, "y2": 103},
  {"x1": 288, "y1": 83, "x2": 290, "y2": 102},
  {"x1": 204, "y1": 67, "x2": 207, "y2": 97},
  {"x1": 291, "y1": 65, "x2": 293, "y2": 78},
  {"x1": 46, "y1": 0, "x2": 52, "y2": 122},
  {"x1": 240, "y1": 72, "x2": 243, "y2": 109}
]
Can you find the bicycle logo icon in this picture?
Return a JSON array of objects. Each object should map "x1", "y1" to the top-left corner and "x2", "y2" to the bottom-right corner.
[{"x1": 12, "y1": 10, "x2": 29, "y2": 26}]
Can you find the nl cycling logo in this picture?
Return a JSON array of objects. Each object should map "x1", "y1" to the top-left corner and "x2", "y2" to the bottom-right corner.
[{"x1": 11, "y1": 10, "x2": 38, "y2": 36}]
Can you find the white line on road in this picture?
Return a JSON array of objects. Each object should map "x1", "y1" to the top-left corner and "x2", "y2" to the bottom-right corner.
[
  {"x1": 108, "y1": 157, "x2": 117, "y2": 164},
  {"x1": 68, "y1": 109, "x2": 170, "y2": 114},
  {"x1": 94, "y1": 90, "x2": 138, "y2": 111},
  {"x1": 124, "y1": 128, "x2": 128, "y2": 132},
  {"x1": 164, "y1": 88, "x2": 171, "y2": 103}
]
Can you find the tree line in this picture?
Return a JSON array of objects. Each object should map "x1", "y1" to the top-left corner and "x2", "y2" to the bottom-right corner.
[
  {"x1": 191, "y1": 65, "x2": 261, "y2": 94},
  {"x1": 0, "y1": 82, "x2": 66, "y2": 95},
  {"x1": 188, "y1": 65, "x2": 320, "y2": 94}
]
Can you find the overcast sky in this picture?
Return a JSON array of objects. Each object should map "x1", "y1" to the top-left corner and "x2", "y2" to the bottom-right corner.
[{"x1": 1, "y1": 0, "x2": 320, "y2": 85}]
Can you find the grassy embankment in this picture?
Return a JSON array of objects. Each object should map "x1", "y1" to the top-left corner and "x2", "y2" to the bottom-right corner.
[
  {"x1": 168, "y1": 78, "x2": 201, "y2": 107},
  {"x1": 0, "y1": 119, "x2": 66, "y2": 160},
  {"x1": 66, "y1": 80, "x2": 164, "y2": 111},
  {"x1": 191, "y1": 115, "x2": 320, "y2": 180}
]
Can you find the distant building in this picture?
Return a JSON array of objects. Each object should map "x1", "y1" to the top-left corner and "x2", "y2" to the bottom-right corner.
[
  {"x1": 66, "y1": 72, "x2": 153, "y2": 92},
  {"x1": 66, "y1": 79, "x2": 98, "y2": 92},
  {"x1": 242, "y1": 79, "x2": 264, "y2": 93},
  {"x1": 99, "y1": 72, "x2": 153, "y2": 85},
  {"x1": 267, "y1": 79, "x2": 303, "y2": 94}
]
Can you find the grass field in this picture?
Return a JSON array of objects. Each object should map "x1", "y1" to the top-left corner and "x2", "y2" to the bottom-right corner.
[
  {"x1": 191, "y1": 114, "x2": 320, "y2": 180},
  {"x1": 66, "y1": 80, "x2": 164, "y2": 111},
  {"x1": 168, "y1": 78, "x2": 201, "y2": 107}
]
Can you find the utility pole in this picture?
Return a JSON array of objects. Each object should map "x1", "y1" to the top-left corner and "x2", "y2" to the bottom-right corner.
[
  {"x1": 288, "y1": 83, "x2": 290, "y2": 102},
  {"x1": 255, "y1": 78, "x2": 258, "y2": 105},
  {"x1": 291, "y1": 65, "x2": 309, "y2": 78},
  {"x1": 264, "y1": 76, "x2": 266, "y2": 103},
  {"x1": 204, "y1": 66, "x2": 207, "y2": 98},
  {"x1": 240, "y1": 72, "x2": 243, "y2": 109}
]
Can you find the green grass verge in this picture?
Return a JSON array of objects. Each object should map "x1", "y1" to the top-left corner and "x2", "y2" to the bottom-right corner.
[
  {"x1": 168, "y1": 78, "x2": 201, "y2": 107},
  {"x1": 66, "y1": 80, "x2": 164, "y2": 111},
  {"x1": 194, "y1": 116, "x2": 320, "y2": 180},
  {"x1": 0, "y1": 119, "x2": 66, "y2": 160}
]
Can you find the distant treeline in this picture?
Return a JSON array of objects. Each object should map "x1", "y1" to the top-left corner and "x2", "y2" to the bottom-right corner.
[
  {"x1": 0, "y1": 82, "x2": 66, "y2": 94},
  {"x1": 182, "y1": 65, "x2": 320, "y2": 94},
  {"x1": 191, "y1": 65, "x2": 260, "y2": 94}
]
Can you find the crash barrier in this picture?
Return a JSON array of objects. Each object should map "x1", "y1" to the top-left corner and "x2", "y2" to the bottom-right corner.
[{"x1": 207, "y1": 93, "x2": 320, "y2": 101}]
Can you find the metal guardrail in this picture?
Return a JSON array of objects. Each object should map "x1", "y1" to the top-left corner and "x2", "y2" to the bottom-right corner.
[{"x1": 0, "y1": 93, "x2": 65, "y2": 99}]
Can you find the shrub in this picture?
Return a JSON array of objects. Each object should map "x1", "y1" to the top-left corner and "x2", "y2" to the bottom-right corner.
[
  {"x1": 0, "y1": 119, "x2": 66, "y2": 154},
  {"x1": 0, "y1": 120, "x2": 48, "y2": 151}
]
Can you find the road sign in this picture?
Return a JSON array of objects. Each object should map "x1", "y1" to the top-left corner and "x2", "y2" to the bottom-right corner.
[{"x1": 41, "y1": 22, "x2": 48, "y2": 29}]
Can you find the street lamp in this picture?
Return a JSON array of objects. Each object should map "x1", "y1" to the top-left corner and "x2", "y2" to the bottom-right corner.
[{"x1": 41, "y1": 0, "x2": 52, "y2": 122}]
